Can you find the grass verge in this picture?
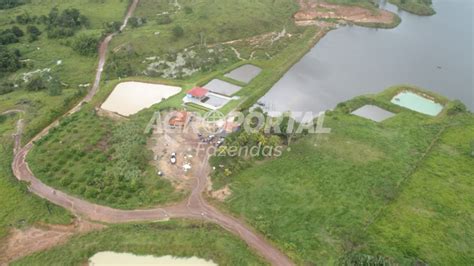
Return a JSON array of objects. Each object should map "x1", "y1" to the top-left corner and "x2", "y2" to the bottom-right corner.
[{"x1": 12, "y1": 220, "x2": 267, "y2": 266}]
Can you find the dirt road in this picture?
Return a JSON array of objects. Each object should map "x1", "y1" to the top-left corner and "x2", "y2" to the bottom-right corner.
[{"x1": 8, "y1": 0, "x2": 293, "y2": 265}]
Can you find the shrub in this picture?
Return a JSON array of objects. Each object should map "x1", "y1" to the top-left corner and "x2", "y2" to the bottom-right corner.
[
  {"x1": 72, "y1": 34, "x2": 99, "y2": 56},
  {"x1": 157, "y1": 14, "x2": 172, "y2": 25},
  {"x1": 16, "y1": 13, "x2": 33, "y2": 24},
  {"x1": 26, "y1": 25, "x2": 42, "y2": 42},
  {"x1": 0, "y1": 0, "x2": 25, "y2": 9},
  {"x1": 26, "y1": 75, "x2": 47, "y2": 91},
  {"x1": 172, "y1": 25, "x2": 184, "y2": 38},
  {"x1": 45, "y1": 8, "x2": 89, "y2": 38},
  {"x1": 0, "y1": 82, "x2": 16, "y2": 95},
  {"x1": 184, "y1": 6, "x2": 193, "y2": 14},
  {"x1": 446, "y1": 100, "x2": 467, "y2": 115},
  {"x1": 11, "y1": 26, "x2": 24, "y2": 37},
  {"x1": 128, "y1": 17, "x2": 146, "y2": 28},
  {"x1": 0, "y1": 46, "x2": 22, "y2": 74},
  {"x1": 47, "y1": 79, "x2": 63, "y2": 96},
  {"x1": 103, "y1": 21, "x2": 122, "y2": 34},
  {"x1": 0, "y1": 29, "x2": 19, "y2": 45}
]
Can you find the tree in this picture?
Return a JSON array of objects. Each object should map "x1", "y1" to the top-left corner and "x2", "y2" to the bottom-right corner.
[
  {"x1": 446, "y1": 100, "x2": 467, "y2": 115},
  {"x1": 172, "y1": 25, "x2": 184, "y2": 38},
  {"x1": 103, "y1": 21, "x2": 122, "y2": 34},
  {"x1": 0, "y1": 30, "x2": 19, "y2": 45},
  {"x1": 27, "y1": 25, "x2": 41, "y2": 42},
  {"x1": 0, "y1": 0, "x2": 25, "y2": 9},
  {"x1": 44, "y1": 8, "x2": 89, "y2": 38},
  {"x1": 0, "y1": 46, "x2": 22, "y2": 74},
  {"x1": 0, "y1": 82, "x2": 15, "y2": 95},
  {"x1": 48, "y1": 78, "x2": 63, "y2": 96},
  {"x1": 26, "y1": 75, "x2": 47, "y2": 91},
  {"x1": 16, "y1": 13, "x2": 32, "y2": 24},
  {"x1": 11, "y1": 26, "x2": 24, "y2": 37},
  {"x1": 72, "y1": 34, "x2": 99, "y2": 56}
]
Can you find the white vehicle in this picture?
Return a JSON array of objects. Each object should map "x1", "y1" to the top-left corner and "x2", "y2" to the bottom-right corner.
[{"x1": 170, "y1": 152, "x2": 177, "y2": 164}]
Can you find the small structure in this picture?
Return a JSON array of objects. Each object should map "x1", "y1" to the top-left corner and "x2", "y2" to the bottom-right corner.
[
  {"x1": 351, "y1": 105, "x2": 395, "y2": 122},
  {"x1": 183, "y1": 87, "x2": 231, "y2": 110},
  {"x1": 168, "y1": 111, "x2": 189, "y2": 128},
  {"x1": 225, "y1": 64, "x2": 262, "y2": 84},
  {"x1": 186, "y1": 87, "x2": 208, "y2": 101},
  {"x1": 391, "y1": 91, "x2": 443, "y2": 116},
  {"x1": 204, "y1": 79, "x2": 242, "y2": 96}
]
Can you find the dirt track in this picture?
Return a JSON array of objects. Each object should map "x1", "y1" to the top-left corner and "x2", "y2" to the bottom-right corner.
[{"x1": 8, "y1": 0, "x2": 293, "y2": 265}]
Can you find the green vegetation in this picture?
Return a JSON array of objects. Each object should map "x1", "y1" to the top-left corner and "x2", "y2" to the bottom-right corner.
[
  {"x1": 0, "y1": 0, "x2": 130, "y2": 142},
  {"x1": 12, "y1": 221, "x2": 266, "y2": 266},
  {"x1": 0, "y1": 45, "x2": 21, "y2": 73},
  {"x1": 42, "y1": 8, "x2": 89, "y2": 38},
  {"x1": 28, "y1": 104, "x2": 183, "y2": 209},
  {"x1": 106, "y1": 0, "x2": 299, "y2": 79},
  {"x1": 364, "y1": 114, "x2": 474, "y2": 264},
  {"x1": 0, "y1": 0, "x2": 24, "y2": 10},
  {"x1": 389, "y1": 0, "x2": 435, "y2": 16},
  {"x1": 72, "y1": 34, "x2": 99, "y2": 56},
  {"x1": 326, "y1": 0, "x2": 379, "y2": 10},
  {"x1": 0, "y1": 113, "x2": 71, "y2": 239},
  {"x1": 0, "y1": 0, "x2": 130, "y2": 240},
  {"x1": 212, "y1": 86, "x2": 473, "y2": 264}
]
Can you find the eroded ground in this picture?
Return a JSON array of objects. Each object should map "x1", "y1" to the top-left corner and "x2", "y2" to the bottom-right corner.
[
  {"x1": 294, "y1": 0, "x2": 397, "y2": 26},
  {"x1": 0, "y1": 219, "x2": 104, "y2": 265}
]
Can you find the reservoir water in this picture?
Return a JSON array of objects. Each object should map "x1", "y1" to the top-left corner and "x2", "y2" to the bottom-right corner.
[{"x1": 259, "y1": 0, "x2": 473, "y2": 117}]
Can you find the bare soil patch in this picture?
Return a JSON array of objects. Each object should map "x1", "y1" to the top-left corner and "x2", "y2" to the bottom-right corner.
[
  {"x1": 295, "y1": 0, "x2": 397, "y2": 26},
  {"x1": 211, "y1": 185, "x2": 232, "y2": 201},
  {"x1": 0, "y1": 219, "x2": 104, "y2": 265},
  {"x1": 148, "y1": 117, "x2": 207, "y2": 191}
]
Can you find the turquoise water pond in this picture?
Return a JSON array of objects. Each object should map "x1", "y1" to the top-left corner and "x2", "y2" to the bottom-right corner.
[{"x1": 391, "y1": 91, "x2": 443, "y2": 116}]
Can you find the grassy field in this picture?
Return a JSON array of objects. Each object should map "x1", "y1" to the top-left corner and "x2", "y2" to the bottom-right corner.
[
  {"x1": 389, "y1": 0, "x2": 435, "y2": 16},
  {"x1": 12, "y1": 221, "x2": 266, "y2": 266},
  {"x1": 0, "y1": 114, "x2": 71, "y2": 240},
  {"x1": 211, "y1": 86, "x2": 473, "y2": 264},
  {"x1": 364, "y1": 114, "x2": 474, "y2": 264}
]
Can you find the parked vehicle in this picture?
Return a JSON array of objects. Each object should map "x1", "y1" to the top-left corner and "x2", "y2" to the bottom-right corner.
[{"x1": 170, "y1": 152, "x2": 177, "y2": 164}]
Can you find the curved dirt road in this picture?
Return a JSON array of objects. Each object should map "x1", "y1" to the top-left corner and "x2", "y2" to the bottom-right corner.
[{"x1": 9, "y1": 1, "x2": 293, "y2": 265}]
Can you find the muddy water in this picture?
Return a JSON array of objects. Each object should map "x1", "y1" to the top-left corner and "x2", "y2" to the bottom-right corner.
[
  {"x1": 89, "y1": 252, "x2": 217, "y2": 266},
  {"x1": 259, "y1": 0, "x2": 473, "y2": 117}
]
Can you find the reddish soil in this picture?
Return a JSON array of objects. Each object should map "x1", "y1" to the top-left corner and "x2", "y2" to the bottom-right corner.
[
  {"x1": 0, "y1": 219, "x2": 104, "y2": 265},
  {"x1": 295, "y1": 0, "x2": 397, "y2": 26}
]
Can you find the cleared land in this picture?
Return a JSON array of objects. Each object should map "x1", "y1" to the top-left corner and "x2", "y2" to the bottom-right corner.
[{"x1": 101, "y1": 82, "x2": 181, "y2": 116}]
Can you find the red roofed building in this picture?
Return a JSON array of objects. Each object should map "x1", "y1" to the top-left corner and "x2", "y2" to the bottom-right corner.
[
  {"x1": 186, "y1": 87, "x2": 208, "y2": 100},
  {"x1": 168, "y1": 111, "x2": 189, "y2": 128}
]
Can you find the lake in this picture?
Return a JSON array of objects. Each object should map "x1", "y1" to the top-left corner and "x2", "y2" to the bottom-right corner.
[{"x1": 258, "y1": 0, "x2": 473, "y2": 117}]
